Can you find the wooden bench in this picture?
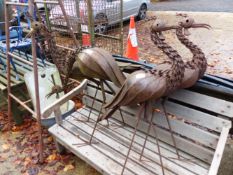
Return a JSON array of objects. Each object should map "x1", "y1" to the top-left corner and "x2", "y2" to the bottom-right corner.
[{"x1": 47, "y1": 78, "x2": 233, "y2": 175}]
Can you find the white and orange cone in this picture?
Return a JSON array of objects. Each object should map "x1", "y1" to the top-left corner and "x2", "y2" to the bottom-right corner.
[{"x1": 125, "y1": 16, "x2": 139, "y2": 61}]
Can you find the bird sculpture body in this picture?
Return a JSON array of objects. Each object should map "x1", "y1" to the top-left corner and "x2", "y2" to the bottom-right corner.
[
  {"x1": 29, "y1": 22, "x2": 127, "y2": 125},
  {"x1": 101, "y1": 21, "x2": 185, "y2": 121},
  {"x1": 100, "y1": 20, "x2": 185, "y2": 175},
  {"x1": 74, "y1": 47, "x2": 126, "y2": 88},
  {"x1": 176, "y1": 18, "x2": 210, "y2": 88}
]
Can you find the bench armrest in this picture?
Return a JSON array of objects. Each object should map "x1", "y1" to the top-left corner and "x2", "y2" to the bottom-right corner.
[{"x1": 42, "y1": 79, "x2": 88, "y2": 119}]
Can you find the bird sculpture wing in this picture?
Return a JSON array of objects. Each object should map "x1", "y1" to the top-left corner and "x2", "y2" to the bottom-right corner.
[
  {"x1": 77, "y1": 47, "x2": 126, "y2": 87},
  {"x1": 100, "y1": 70, "x2": 167, "y2": 121}
]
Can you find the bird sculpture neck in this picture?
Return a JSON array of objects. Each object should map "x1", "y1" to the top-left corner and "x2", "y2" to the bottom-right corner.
[
  {"x1": 150, "y1": 31, "x2": 185, "y2": 92},
  {"x1": 176, "y1": 27, "x2": 207, "y2": 78},
  {"x1": 36, "y1": 25, "x2": 57, "y2": 59}
]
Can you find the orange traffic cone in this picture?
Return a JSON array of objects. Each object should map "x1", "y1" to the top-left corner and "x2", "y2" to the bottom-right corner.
[
  {"x1": 82, "y1": 34, "x2": 91, "y2": 47},
  {"x1": 125, "y1": 16, "x2": 139, "y2": 61}
]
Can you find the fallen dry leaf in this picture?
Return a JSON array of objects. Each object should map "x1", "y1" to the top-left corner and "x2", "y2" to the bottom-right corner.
[
  {"x1": 2, "y1": 144, "x2": 10, "y2": 150},
  {"x1": 46, "y1": 153, "x2": 59, "y2": 163},
  {"x1": 63, "y1": 164, "x2": 75, "y2": 172}
]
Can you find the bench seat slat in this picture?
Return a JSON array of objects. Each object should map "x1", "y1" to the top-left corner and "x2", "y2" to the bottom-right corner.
[
  {"x1": 49, "y1": 109, "x2": 210, "y2": 175},
  {"x1": 64, "y1": 116, "x2": 178, "y2": 175},
  {"x1": 75, "y1": 108, "x2": 209, "y2": 174},
  {"x1": 49, "y1": 125, "x2": 136, "y2": 175}
]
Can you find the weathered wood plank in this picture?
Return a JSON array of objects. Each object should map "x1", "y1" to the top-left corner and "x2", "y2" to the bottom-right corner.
[
  {"x1": 49, "y1": 125, "x2": 149, "y2": 175},
  {"x1": 83, "y1": 93, "x2": 220, "y2": 149},
  {"x1": 41, "y1": 79, "x2": 88, "y2": 118},
  {"x1": 63, "y1": 117, "x2": 178, "y2": 175},
  {"x1": 169, "y1": 90, "x2": 233, "y2": 118},
  {"x1": 83, "y1": 96, "x2": 214, "y2": 163},
  {"x1": 75, "y1": 107, "x2": 209, "y2": 169},
  {"x1": 72, "y1": 109, "x2": 209, "y2": 175},
  {"x1": 208, "y1": 127, "x2": 230, "y2": 175}
]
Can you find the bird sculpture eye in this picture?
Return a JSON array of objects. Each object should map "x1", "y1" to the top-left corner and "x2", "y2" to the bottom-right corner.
[{"x1": 186, "y1": 19, "x2": 189, "y2": 23}]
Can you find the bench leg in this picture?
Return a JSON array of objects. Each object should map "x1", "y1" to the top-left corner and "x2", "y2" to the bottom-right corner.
[{"x1": 54, "y1": 138, "x2": 66, "y2": 154}]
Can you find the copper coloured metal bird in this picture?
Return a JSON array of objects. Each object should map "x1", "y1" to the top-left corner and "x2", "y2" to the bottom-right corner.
[
  {"x1": 99, "y1": 20, "x2": 185, "y2": 175},
  {"x1": 176, "y1": 17, "x2": 210, "y2": 88},
  {"x1": 140, "y1": 18, "x2": 211, "y2": 163}
]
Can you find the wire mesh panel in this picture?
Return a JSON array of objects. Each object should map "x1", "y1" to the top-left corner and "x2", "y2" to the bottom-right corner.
[
  {"x1": 47, "y1": 0, "x2": 123, "y2": 55},
  {"x1": 91, "y1": 0, "x2": 123, "y2": 55}
]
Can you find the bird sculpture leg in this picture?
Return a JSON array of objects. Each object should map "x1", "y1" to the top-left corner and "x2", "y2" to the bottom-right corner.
[
  {"x1": 51, "y1": 74, "x2": 60, "y2": 99},
  {"x1": 139, "y1": 101, "x2": 165, "y2": 175},
  {"x1": 121, "y1": 103, "x2": 145, "y2": 175},
  {"x1": 84, "y1": 83, "x2": 100, "y2": 123},
  {"x1": 76, "y1": 97, "x2": 104, "y2": 146},
  {"x1": 162, "y1": 97, "x2": 180, "y2": 159},
  {"x1": 103, "y1": 80, "x2": 125, "y2": 126}
]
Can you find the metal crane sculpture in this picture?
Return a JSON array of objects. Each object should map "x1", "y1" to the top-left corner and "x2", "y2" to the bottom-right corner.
[
  {"x1": 139, "y1": 17, "x2": 211, "y2": 165},
  {"x1": 27, "y1": 20, "x2": 127, "y2": 127},
  {"x1": 176, "y1": 17, "x2": 210, "y2": 88},
  {"x1": 99, "y1": 20, "x2": 185, "y2": 175}
]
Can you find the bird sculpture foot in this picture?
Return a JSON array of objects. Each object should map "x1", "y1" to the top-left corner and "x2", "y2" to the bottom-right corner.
[{"x1": 73, "y1": 137, "x2": 99, "y2": 147}]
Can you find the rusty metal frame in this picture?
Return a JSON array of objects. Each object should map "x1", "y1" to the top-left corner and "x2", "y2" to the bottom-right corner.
[
  {"x1": 4, "y1": 0, "x2": 44, "y2": 162},
  {"x1": 4, "y1": 0, "x2": 79, "y2": 163}
]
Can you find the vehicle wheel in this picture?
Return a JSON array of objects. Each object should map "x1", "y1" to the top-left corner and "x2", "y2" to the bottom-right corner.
[
  {"x1": 94, "y1": 13, "x2": 108, "y2": 34},
  {"x1": 138, "y1": 4, "x2": 147, "y2": 20}
]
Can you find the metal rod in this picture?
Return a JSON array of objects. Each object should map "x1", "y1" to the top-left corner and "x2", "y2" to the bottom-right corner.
[
  {"x1": 75, "y1": 0, "x2": 82, "y2": 44},
  {"x1": 162, "y1": 99, "x2": 180, "y2": 159},
  {"x1": 56, "y1": 44, "x2": 76, "y2": 51},
  {"x1": 94, "y1": 33, "x2": 120, "y2": 40},
  {"x1": 29, "y1": 0, "x2": 44, "y2": 163},
  {"x1": 87, "y1": 0, "x2": 95, "y2": 46},
  {"x1": 8, "y1": 52, "x2": 34, "y2": 66},
  {"x1": 120, "y1": 0, "x2": 124, "y2": 55},
  {"x1": 5, "y1": 0, "x2": 13, "y2": 130},
  {"x1": 44, "y1": 0, "x2": 51, "y2": 30},
  {"x1": 23, "y1": 99, "x2": 32, "y2": 104},
  {"x1": 121, "y1": 104, "x2": 144, "y2": 175},
  {"x1": 34, "y1": 0, "x2": 59, "y2": 4},
  {"x1": 6, "y1": 2, "x2": 28, "y2": 6},
  {"x1": 57, "y1": 0, "x2": 79, "y2": 47},
  {"x1": 9, "y1": 94, "x2": 35, "y2": 115}
]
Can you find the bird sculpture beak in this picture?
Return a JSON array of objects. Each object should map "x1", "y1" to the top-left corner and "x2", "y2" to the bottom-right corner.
[
  {"x1": 191, "y1": 23, "x2": 212, "y2": 30},
  {"x1": 161, "y1": 25, "x2": 179, "y2": 31},
  {"x1": 184, "y1": 23, "x2": 211, "y2": 36}
]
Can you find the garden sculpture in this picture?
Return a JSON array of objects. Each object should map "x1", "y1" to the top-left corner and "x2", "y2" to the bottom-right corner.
[
  {"x1": 27, "y1": 20, "x2": 127, "y2": 128},
  {"x1": 139, "y1": 17, "x2": 211, "y2": 164},
  {"x1": 99, "y1": 20, "x2": 185, "y2": 175}
]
